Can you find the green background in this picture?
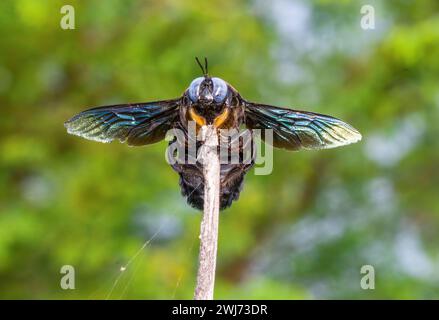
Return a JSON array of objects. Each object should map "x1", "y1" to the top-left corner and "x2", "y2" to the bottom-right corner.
[{"x1": 1, "y1": 0, "x2": 438, "y2": 299}]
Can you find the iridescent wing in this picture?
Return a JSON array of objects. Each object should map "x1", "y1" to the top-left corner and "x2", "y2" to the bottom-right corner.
[
  {"x1": 64, "y1": 99, "x2": 180, "y2": 146},
  {"x1": 244, "y1": 101, "x2": 361, "y2": 151}
]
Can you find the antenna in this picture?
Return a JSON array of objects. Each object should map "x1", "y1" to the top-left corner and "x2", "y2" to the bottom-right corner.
[
  {"x1": 204, "y1": 57, "x2": 208, "y2": 75},
  {"x1": 195, "y1": 57, "x2": 208, "y2": 77}
]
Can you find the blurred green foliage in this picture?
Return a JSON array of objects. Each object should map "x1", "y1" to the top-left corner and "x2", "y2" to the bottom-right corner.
[{"x1": 1, "y1": 0, "x2": 439, "y2": 299}]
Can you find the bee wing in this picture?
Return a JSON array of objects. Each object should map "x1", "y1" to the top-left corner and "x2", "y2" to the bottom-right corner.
[
  {"x1": 64, "y1": 99, "x2": 180, "y2": 146},
  {"x1": 244, "y1": 101, "x2": 362, "y2": 151}
]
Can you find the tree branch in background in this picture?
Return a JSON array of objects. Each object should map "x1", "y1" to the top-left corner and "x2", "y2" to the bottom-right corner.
[{"x1": 194, "y1": 125, "x2": 220, "y2": 300}]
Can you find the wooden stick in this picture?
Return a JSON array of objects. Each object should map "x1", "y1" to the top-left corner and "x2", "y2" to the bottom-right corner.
[{"x1": 194, "y1": 125, "x2": 220, "y2": 300}]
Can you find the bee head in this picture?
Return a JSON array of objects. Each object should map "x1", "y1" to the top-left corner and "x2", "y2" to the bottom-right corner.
[
  {"x1": 187, "y1": 76, "x2": 228, "y2": 105},
  {"x1": 185, "y1": 58, "x2": 231, "y2": 127}
]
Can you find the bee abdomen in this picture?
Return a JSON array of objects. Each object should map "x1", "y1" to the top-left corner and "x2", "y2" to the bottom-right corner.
[{"x1": 173, "y1": 163, "x2": 254, "y2": 211}]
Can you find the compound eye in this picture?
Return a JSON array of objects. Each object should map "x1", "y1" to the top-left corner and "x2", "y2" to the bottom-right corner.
[
  {"x1": 188, "y1": 77, "x2": 204, "y2": 102},
  {"x1": 212, "y1": 77, "x2": 228, "y2": 103}
]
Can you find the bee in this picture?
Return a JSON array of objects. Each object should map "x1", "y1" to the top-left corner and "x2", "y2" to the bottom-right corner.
[{"x1": 65, "y1": 58, "x2": 361, "y2": 210}]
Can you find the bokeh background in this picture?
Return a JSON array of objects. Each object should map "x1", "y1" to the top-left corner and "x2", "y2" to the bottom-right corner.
[{"x1": 1, "y1": 0, "x2": 438, "y2": 299}]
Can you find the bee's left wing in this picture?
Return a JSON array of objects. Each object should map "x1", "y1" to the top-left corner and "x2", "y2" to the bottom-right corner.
[
  {"x1": 244, "y1": 101, "x2": 361, "y2": 151},
  {"x1": 65, "y1": 99, "x2": 180, "y2": 146}
]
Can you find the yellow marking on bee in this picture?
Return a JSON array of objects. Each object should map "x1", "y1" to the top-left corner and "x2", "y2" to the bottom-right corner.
[
  {"x1": 213, "y1": 108, "x2": 230, "y2": 128},
  {"x1": 189, "y1": 107, "x2": 206, "y2": 127}
]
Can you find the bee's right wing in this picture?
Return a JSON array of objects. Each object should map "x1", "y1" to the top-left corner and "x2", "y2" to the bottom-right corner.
[{"x1": 64, "y1": 99, "x2": 180, "y2": 146}]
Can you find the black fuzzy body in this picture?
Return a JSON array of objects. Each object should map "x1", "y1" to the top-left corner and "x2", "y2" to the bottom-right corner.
[
  {"x1": 174, "y1": 160, "x2": 254, "y2": 210},
  {"x1": 169, "y1": 129, "x2": 255, "y2": 210}
]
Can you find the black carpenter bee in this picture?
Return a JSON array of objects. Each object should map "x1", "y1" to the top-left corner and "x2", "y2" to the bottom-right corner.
[{"x1": 65, "y1": 58, "x2": 361, "y2": 210}]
